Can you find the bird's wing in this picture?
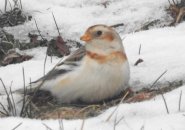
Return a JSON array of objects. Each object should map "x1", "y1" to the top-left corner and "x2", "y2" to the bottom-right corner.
[{"x1": 33, "y1": 46, "x2": 86, "y2": 83}]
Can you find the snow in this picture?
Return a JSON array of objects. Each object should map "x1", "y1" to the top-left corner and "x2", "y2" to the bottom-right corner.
[
  {"x1": 2, "y1": 0, "x2": 172, "y2": 41},
  {"x1": 0, "y1": 85, "x2": 185, "y2": 130},
  {"x1": 0, "y1": 0, "x2": 185, "y2": 129}
]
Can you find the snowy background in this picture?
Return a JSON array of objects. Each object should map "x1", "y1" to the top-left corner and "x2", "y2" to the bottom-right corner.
[{"x1": 0, "y1": 0, "x2": 185, "y2": 129}]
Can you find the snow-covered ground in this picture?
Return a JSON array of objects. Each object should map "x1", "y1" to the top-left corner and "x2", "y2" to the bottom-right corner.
[{"x1": 0, "y1": 0, "x2": 185, "y2": 129}]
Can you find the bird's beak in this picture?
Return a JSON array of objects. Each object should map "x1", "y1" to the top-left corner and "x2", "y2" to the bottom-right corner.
[{"x1": 80, "y1": 33, "x2": 92, "y2": 42}]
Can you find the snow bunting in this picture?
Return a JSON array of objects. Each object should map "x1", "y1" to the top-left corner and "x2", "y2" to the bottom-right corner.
[{"x1": 32, "y1": 24, "x2": 130, "y2": 103}]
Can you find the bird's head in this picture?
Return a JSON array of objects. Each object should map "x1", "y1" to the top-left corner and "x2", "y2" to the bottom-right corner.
[{"x1": 80, "y1": 25, "x2": 124, "y2": 55}]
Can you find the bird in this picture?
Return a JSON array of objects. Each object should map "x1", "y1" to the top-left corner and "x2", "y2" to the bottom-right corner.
[{"x1": 29, "y1": 24, "x2": 130, "y2": 104}]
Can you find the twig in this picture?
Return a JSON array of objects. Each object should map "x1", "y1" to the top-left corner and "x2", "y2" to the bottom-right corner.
[
  {"x1": 12, "y1": 122, "x2": 23, "y2": 130},
  {"x1": 150, "y1": 70, "x2": 169, "y2": 114},
  {"x1": 52, "y1": 12, "x2": 61, "y2": 36},
  {"x1": 178, "y1": 90, "x2": 182, "y2": 112},
  {"x1": 106, "y1": 91, "x2": 129, "y2": 121}
]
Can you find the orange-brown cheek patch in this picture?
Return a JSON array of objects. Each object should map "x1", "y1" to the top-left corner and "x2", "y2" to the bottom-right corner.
[
  {"x1": 86, "y1": 51, "x2": 127, "y2": 64},
  {"x1": 101, "y1": 33, "x2": 114, "y2": 42}
]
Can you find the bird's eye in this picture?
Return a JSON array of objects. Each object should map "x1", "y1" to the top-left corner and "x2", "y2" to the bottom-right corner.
[{"x1": 96, "y1": 30, "x2": 102, "y2": 36}]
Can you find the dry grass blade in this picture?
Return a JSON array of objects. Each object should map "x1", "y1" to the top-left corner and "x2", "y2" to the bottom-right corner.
[
  {"x1": 178, "y1": 90, "x2": 182, "y2": 112},
  {"x1": 43, "y1": 50, "x2": 48, "y2": 76},
  {"x1": 0, "y1": 102, "x2": 9, "y2": 116},
  {"x1": 75, "y1": 105, "x2": 100, "y2": 117},
  {"x1": 80, "y1": 119, "x2": 85, "y2": 130},
  {"x1": 150, "y1": 70, "x2": 167, "y2": 88},
  {"x1": 34, "y1": 18, "x2": 45, "y2": 41},
  {"x1": 42, "y1": 123, "x2": 53, "y2": 130},
  {"x1": 19, "y1": 0, "x2": 22, "y2": 9},
  {"x1": 150, "y1": 70, "x2": 169, "y2": 114},
  {"x1": 23, "y1": 58, "x2": 64, "y2": 115},
  {"x1": 12, "y1": 122, "x2": 23, "y2": 130},
  {"x1": 4, "y1": 0, "x2": 8, "y2": 12},
  {"x1": 167, "y1": 0, "x2": 171, "y2": 5},
  {"x1": 140, "y1": 124, "x2": 145, "y2": 130},
  {"x1": 113, "y1": 113, "x2": 118, "y2": 130},
  {"x1": 0, "y1": 78, "x2": 14, "y2": 115},
  {"x1": 57, "y1": 112, "x2": 64, "y2": 130},
  {"x1": 139, "y1": 44, "x2": 142, "y2": 55},
  {"x1": 34, "y1": 19, "x2": 48, "y2": 76},
  {"x1": 52, "y1": 12, "x2": 61, "y2": 36},
  {"x1": 160, "y1": 93, "x2": 169, "y2": 114},
  {"x1": 106, "y1": 91, "x2": 129, "y2": 122},
  {"x1": 0, "y1": 9, "x2": 3, "y2": 14},
  {"x1": 115, "y1": 115, "x2": 125, "y2": 126},
  {"x1": 58, "y1": 119, "x2": 64, "y2": 130},
  {"x1": 8, "y1": 0, "x2": 13, "y2": 11},
  {"x1": 20, "y1": 67, "x2": 27, "y2": 117},
  {"x1": 172, "y1": 0, "x2": 176, "y2": 4},
  {"x1": 9, "y1": 85, "x2": 17, "y2": 116}
]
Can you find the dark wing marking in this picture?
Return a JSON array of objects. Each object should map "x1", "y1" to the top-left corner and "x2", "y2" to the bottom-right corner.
[
  {"x1": 32, "y1": 46, "x2": 86, "y2": 83},
  {"x1": 57, "y1": 46, "x2": 86, "y2": 66}
]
